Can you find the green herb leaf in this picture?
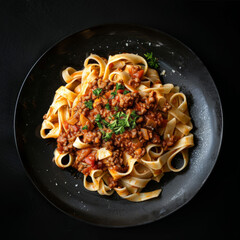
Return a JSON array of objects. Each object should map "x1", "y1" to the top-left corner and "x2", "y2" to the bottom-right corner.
[
  {"x1": 101, "y1": 130, "x2": 113, "y2": 141},
  {"x1": 129, "y1": 111, "x2": 139, "y2": 129},
  {"x1": 95, "y1": 114, "x2": 103, "y2": 129},
  {"x1": 93, "y1": 88, "x2": 103, "y2": 97},
  {"x1": 105, "y1": 132, "x2": 113, "y2": 140},
  {"x1": 84, "y1": 100, "x2": 93, "y2": 109},
  {"x1": 130, "y1": 110, "x2": 138, "y2": 118},
  {"x1": 110, "y1": 83, "x2": 125, "y2": 99},
  {"x1": 144, "y1": 52, "x2": 159, "y2": 69},
  {"x1": 108, "y1": 120, "x2": 117, "y2": 130},
  {"x1": 123, "y1": 90, "x2": 130, "y2": 95},
  {"x1": 144, "y1": 52, "x2": 152, "y2": 59},
  {"x1": 108, "y1": 111, "x2": 136, "y2": 135},
  {"x1": 105, "y1": 102, "x2": 111, "y2": 110},
  {"x1": 102, "y1": 119, "x2": 109, "y2": 127},
  {"x1": 116, "y1": 83, "x2": 124, "y2": 91},
  {"x1": 82, "y1": 125, "x2": 88, "y2": 130},
  {"x1": 114, "y1": 111, "x2": 126, "y2": 118},
  {"x1": 114, "y1": 126, "x2": 125, "y2": 134},
  {"x1": 110, "y1": 90, "x2": 117, "y2": 99},
  {"x1": 96, "y1": 122, "x2": 103, "y2": 129},
  {"x1": 95, "y1": 110, "x2": 139, "y2": 138},
  {"x1": 95, "y1": 114, "x2": 101, "y2": 122}
]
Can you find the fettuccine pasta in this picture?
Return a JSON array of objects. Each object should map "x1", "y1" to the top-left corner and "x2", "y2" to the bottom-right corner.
[{"x1": 40, "y1": 53, "x2": 194, "y2": 202}]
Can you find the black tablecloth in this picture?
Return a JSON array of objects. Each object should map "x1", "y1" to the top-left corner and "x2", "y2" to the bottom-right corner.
[{"x1": 1, "y1": 1, "x2": 237, "y2": 239}]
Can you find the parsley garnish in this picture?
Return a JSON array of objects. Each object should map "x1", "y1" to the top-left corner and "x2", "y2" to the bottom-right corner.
[
  {"x1": 105, "y1": 102, "x2": 111, "y2": 110},
  {"x1": 82, "y1": 125, "x2": 88, "y2": 130},
  {"x1": 123, "y1": 90, "x2": 130, "y2": 95},
  {"x1": 116, "y1": 83, "x2": 124, "y2": 90},
  {"x1": 101, "y1": 119, "x2": 109, "y2": 126},
  {"x1": 115, "y1": 126, "x2": 125, "y2": 134},
  {"x1": 130, "y1": 110, "x2": 138, "y2": 118},
  {"x1": 129, "y1": 110, "x2": 139, "y2": 129},
  {"x1": 93, "y1": 88, "x2": 102, "y2": 97},
  {"x1": 94, "y1": 110, "x2": 139, "y2": 140},
  {"x1": 109, "y1": 111, "x2": 139, "y2": 135},
  {"x1": 96, "y1": 122, "x2": 103, "y2": 129},
  {"x1": 110, "y1": 91, "x2": 117, "y2": 99},
  {"x1": 95, "y1": 114, "x2": 101, "y2": 122},
  {"x1": 100, "y1": 130, "x2": 113, "y2": 141},
  {"x1": 95, "y1": 114, "x2": 103, "y2": 129},
  {"x1": 84, "y1": 100, "x2": 93, "y2": 109},
  {"x1": 144, "y1": 52, "x2": 159, "y2": 69},
  {"x1": 110, "y1": 83, "x2": 125, "y2": 99}
]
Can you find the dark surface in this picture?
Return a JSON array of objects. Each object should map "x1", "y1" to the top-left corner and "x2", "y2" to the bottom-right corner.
[
  {"x1": 14, "y1": 24, "x2": 223, "y2": 227},
  {"x1": 0, "y1": 0, "x2": 238, "y2": 238}
]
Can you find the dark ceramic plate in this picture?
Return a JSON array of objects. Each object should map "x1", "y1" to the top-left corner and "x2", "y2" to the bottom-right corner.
[{"x1": 14, "y1": 24, "x2": 223, "y2": 227}]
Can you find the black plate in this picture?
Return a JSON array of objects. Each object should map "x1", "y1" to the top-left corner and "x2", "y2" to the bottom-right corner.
[{"x1": 14, "y1": 24, "x2": 223, "y2": 227}]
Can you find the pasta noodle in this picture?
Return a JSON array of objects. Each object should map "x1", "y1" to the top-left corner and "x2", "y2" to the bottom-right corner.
[{"x1": 40, "y1": 53, "x2": 194, "y2": 202}]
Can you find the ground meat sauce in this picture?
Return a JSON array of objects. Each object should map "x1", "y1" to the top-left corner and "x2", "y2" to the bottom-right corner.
[{"x1": 56, "y1": 69, "x2": 176, "y2": 183}]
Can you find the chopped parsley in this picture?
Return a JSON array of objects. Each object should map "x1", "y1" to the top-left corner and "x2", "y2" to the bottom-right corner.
[
  {"x1": 95, "y1": 114, "x2": 101, "y2": 122},
  {"x1": 94, "y1": 110, "x2": 139, "y2": 140},
  {"x1": 129, "y1": 110, "x2": 139, "y2": 129},
  {"x1": 123, "y1": 90, "x2": 130, "y2": 95},
  {"x1": 110, "y1": 90, "x2": 117, "y2": 99},
  {"x1": 110, "y1": 83, "x2": 125, "y2": 99},
  {"x1": 105, "y1": 102, "x2": 111, "y2": 110},
  {"x1": 96, "y1": 122, "x2": 103, "y2": 129},
  {"x1": 101, "y1": 130, "x2": 113, "y2": 141},
  {"x1": 106, "y1": 111, "x2": 139, "y2": 134},
  {"x1": 93, "y1": 88, "x2": 102, "y2": 97},
  {"x1": 144, "y1": 52, "x2": 159, "y2": 69},
  {"x1": 82, "y1": 125, "x2": 88, "y2": 130},
  {"x1": 101, "y1": 119, "x2": 109, "y2": 126},
  {"x1": 95, "y1": 114, "x2": 103, "y2": 129},
  {"x1": 116, "y1": 83, "x2": 124, "y2": 90},
  {"x1": 84, "y1": 100, "x2": 93, "y2": 109}
]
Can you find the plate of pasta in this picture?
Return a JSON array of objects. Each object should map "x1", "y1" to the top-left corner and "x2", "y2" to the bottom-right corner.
[{"x1": 14, "y1": 24, "x2": 223, "y2": 227}]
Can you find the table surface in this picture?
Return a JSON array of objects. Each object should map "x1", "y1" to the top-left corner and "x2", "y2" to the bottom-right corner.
[{"x1": 0, "y1": 0, "x2": 238, "y2": 239}]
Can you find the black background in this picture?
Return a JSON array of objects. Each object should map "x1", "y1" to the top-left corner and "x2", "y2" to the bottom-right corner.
[{"x1": 0, "y1": 0, "x2": 238, "y2": 239}]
